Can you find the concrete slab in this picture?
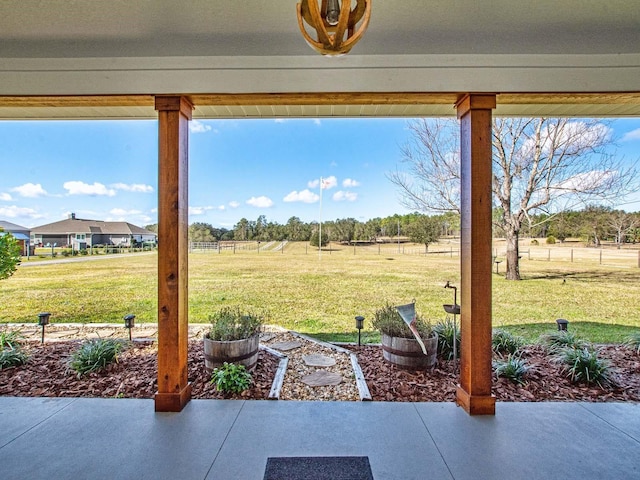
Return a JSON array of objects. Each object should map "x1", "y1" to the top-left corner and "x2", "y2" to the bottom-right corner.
[
  {"x1": 0, "y1": 397, "x2": 75, "y2": 448},
  {"x1": 0, "y1": 398, "x2": 243, "y2": 480},
  {"x1": 207, "y1": 401, "x2": 453, "y2": 480},
  {"x1": 415, "y1": 402, "x2": 640, "y2": 480},
  {"x1": 578, "y1": 402, "x2": 640, "y2": 443}
]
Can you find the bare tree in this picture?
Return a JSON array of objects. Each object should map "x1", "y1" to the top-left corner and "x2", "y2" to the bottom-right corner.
[{"x1": 388, "y1": 118, "x2": 638, "y2": 280}]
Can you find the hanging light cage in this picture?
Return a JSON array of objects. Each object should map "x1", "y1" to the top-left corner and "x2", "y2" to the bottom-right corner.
[{"x1": 297, "y1": 0, "x2": 372, "y2": 56}]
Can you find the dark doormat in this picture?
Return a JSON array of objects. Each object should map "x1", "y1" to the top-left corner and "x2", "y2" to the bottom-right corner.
[{"x1": 264, "y1": 456, "x2": 374, "y2": 480}]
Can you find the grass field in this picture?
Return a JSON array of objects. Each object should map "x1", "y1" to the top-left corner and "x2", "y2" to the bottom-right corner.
[{"x1": 1, "y1": 241, "x2": 639, "y2": 343}]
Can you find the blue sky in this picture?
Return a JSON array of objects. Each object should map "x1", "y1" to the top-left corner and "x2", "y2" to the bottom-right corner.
[{"x1": 1, "y1": 117, "x2": 640, "y2": 229}]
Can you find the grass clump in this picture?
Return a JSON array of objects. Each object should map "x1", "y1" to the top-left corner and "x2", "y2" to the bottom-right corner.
[
  {"x1": 624, "y1": 332, "x2": 640, "y2": 354},
  {"x1": 0, "y1": 346, "x2": 29, "y2": 369},
  {"x1": 0, "y1": 329, "x2": 28, "y2": 369},
  {"x1": 554, "y1": 347, "x2": 614, "y2": 388},
  {"x1": 206, "y1": 307, "x2": 263, "y2": 341},
  {"x1": 539, "y1": 331, "x2": 587, "y2": 353},
  {"x1": 492, "y1": 329, "x2": 525, "y2": 356},
  {"x1": 371, "y1": 302, "x2": 432, "y2": 339},
  {"x1": 433, "y1": 319, "x2": 460, "y2": 360},
  {"x1": 493, "y1": 355, "x2": 529, "y2": 385},
  {"x1": 68, "y1": 338, "x2": 127, "y2": 377},
  {"x1": 211, "y1": 362, "x2": 252, "y2": 393}
]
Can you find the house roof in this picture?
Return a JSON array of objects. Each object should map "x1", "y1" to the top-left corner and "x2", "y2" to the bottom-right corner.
[
  {"x1": 0, "y1": 220, "x2": 30, "y2": 233},
  {"x1": 31, "y1": 218, "x2": 156, "y2": 237}
]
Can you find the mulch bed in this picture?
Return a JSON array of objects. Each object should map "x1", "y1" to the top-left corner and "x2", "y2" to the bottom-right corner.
[{"x1": 1, "y1": 340, "x2": 639, "y2": 403}]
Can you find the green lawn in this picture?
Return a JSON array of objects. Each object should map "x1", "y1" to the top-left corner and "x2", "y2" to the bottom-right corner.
[{"x1": 2, "y1": 242, "x2": 639, "y2": 343}]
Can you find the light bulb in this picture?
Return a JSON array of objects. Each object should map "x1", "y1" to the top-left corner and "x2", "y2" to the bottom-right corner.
[{"x1": 325, "y1": 0, "x2": 341, "y2": 26}]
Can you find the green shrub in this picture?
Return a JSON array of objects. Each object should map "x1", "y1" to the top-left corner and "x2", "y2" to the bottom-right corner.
[
  {"x1": 371, "y1": 302, "x2": 432, "y2": 339},
  {"x1": 624, "y1": 332, "x2": 640, "y2": 354},
  {"x1": 211, "y1": 362, "x2": 252, "y2": 393},
  {"x1": 433, "y1": 318, "x2": 460, "y2": 360},
  {"x1": 492, "y1": 329, "x2": 525, "y2": 356},
  {"x1": 207, "y1": 306, "x2": 263, "y2": 341},
  {"x1": 493, "y1": 355, "x2": 529, "y2": 385},
  {"x1": 68, "y1": 338, "x2": 127, "y2": 377},
  {"x1": 546, "y1": 235, "x2": 556, "y2": 244},
  {"x1": 0, "y1": 329, "x2": 24, "y2": 349},
  {"x1": 540, "y1": 330, "x2": 586, "y2": 353},
  {"x1": 554, "y1": 347, "x2": 613, "y2": 388},
  {"x1": 60, "y1": 249, "x2": 71, "y2": 257},
  {"x1": 0, "y1": 347, "x2": 29, "y2": 369},
  {"x1": 530, "y1": 239, "x2": 539, "y2": 245}
]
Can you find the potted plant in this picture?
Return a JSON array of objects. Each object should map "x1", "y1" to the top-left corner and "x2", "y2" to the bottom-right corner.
[
  {"x1": 372, "y1": 302, "x2": 437, "y2": 369},
  {"x1": 203, "y1": 306, "x2": 263, "y2": 373}
]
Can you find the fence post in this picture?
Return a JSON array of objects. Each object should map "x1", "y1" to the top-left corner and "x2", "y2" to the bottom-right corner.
[
  {"x1": 354, "y1": 244, "x2": 356, "y2": 255},
  {"x1": 548, "y1": 249, "x2": 550, "y2": 261}
]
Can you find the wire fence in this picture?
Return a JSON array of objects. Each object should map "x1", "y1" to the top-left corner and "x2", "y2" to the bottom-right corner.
[{"x1": 188, "y1": 239, "x2": 640, "y2": 268}]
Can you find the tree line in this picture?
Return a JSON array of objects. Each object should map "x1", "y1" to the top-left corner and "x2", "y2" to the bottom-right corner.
[{"x1": 144, "y1": 206, "x2": 640, "y2": 250}]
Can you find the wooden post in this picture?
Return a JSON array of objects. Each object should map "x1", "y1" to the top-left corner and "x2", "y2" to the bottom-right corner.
[
  {"x1": 154, "y1": 96, "x2": 193, "y2": 412},
  {"x1": 455, "y1": 94, "x2": 496, "y2": 415}
]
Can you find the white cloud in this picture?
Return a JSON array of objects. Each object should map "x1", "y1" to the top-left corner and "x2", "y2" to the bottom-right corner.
[
  {"x1": 283, "y1": 189, "x2": 320, "y2": 204},
  {"x1": 246, "y1": 196, "x2": 274, "y2": 208},
  {"x1": 342, "y1": 178, "x2": 360, "y2": 188},
  {"x1": 313, "y1": 119, "x2": 321, "y2": 126},
  {"x1": 308, "y1": 176, "x2": 337, "y2": 190},
  {"x1": 0, "y1": 205, "x2": 42, "y2": 219},
  {"x1": 109, "y1": 208, "x2": 142, "y2": 216},
  {"x1": 189, "y1": 206, "x2": 215, "y2": 215},
  {"x1": 217, "y1": 205, "x2": 226, "y2": 211},
  {"x1": 333, "y1": 191, "x2": 358, "y2": 202},
  {"x1": 274, "y1": 119, "x2": 287, "y2": 124},
  {"x1": 0, "y1": 193, "x2": 12, "y2": 201},
  {"x1": 189, "y1": 120, "x2": 212, "y2": 133},
  {"x1": 12, "y1": 183, "x2": 47, "y2": 198},
  {"x1": 111, "y1": 183, "x2": 154, "y2": 193},
  {"x1": 622, "y1": 128, "x2": 640, "y2": 142},
  {"x1": 64, "y1": 181, "x2": 115, "y2": 197},
  {"x1": 228, "y1": 201, "x2": 240, "y2": 208}
]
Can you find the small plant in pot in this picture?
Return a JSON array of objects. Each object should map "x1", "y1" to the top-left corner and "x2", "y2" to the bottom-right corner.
[
  {"x1": 372, "y1": 302, "x2": 437, "y2": 370},
  {"x1": 203, "y1": 306, "x2": 264, "y2": 373}
]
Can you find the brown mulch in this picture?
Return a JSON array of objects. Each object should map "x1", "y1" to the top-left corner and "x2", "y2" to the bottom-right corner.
[
  {"x1": 0, "y1": 340, "x2": 279, "y2": 400},
  {"x1": 353, "y1": 344, "x2": 640, "y2": 402},
  {"x1": 1, "y1": 340, "x2": 639, "y2": 402}
]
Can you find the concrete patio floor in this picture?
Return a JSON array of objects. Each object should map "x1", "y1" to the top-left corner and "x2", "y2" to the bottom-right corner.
[{"x1": 1, "y1": 397, "x2": 639, "y2": 480}]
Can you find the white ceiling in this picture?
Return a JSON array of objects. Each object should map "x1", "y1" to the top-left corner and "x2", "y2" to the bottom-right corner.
[{"x1": 1, "y1": 1, "x2": 639, "y2": 118}]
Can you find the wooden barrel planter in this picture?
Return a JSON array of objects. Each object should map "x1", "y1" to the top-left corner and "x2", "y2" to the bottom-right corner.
[
  {"x1": 381, "y1": 333, "x2": 438, "y2": 370},
  {"x1": 203, "y1": 333, "x2": 260, "y2": 372}
]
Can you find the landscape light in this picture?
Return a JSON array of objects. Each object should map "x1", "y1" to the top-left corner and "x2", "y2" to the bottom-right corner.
[
  {"x1": 124, "y1": 314, "x2": 136, "y2": 341},
  {"x1": 37, "y1": 312, "x2": 50, "y2": 344},
  {"x1": 355, "y1": 315, "x2": 365, "y2": 346}
]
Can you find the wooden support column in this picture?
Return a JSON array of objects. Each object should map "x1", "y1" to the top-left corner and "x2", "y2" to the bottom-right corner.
[
  {"x1": 154, "y1": 96, "x2": 193, "y2": 412},
  {"x1": 455, "y1": 94, "x2": 496, "y2": 415}
]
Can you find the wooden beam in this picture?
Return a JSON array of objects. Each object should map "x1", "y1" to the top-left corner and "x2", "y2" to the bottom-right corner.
[
  {"x1": 456, "y1": 93, "x2": 496, "y2": 415},
  {"x1": 154, "y1": 95, "x2": 193, "y2": 412}
]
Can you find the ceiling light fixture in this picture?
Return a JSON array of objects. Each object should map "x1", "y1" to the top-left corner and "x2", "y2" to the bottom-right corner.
[{"x1": 296, "y1": 0, "x2": 372, "y2": 56}]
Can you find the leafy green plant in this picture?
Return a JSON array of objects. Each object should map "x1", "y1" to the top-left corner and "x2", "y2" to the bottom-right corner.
[
  {"x1": 371, "y1": 302, "x2": 432, "y2": 339},
  {"x1": 68, "y1": 338, "x2": 127, "y2": 377},
  {"x1": 0, "y1": 346, "x2": 29, "y2": 369},
  {"x1": 492, "y1": 329, "x2": 525, "y2": 356},
  {"x1": 433, "y1": 318, "x2": 460, "y2": 360},
  {"x1": 555, "y1": 347, "x2": 613, "y2": 388},
  {"x1": 540, "y1": 331, "x2": 587, "y2": 353},
  {"x1": 0, "y1": 229, "x2": 21, "y2": 280},
  {"x1": 206, "y1": 307, "x2": 263, "y2": 341},
  {"x1": 493, "y1": 355, "x2": 529, "y2": 385},
  {"x1": 210, "y1": 362, "x2": 252, "y2": 393},
  {"x1": 0, "y1": 329, "x2": 24, "y2": 349},
  {"x1": 624, "y1": 332, "x2": 640, "y2": 354}
]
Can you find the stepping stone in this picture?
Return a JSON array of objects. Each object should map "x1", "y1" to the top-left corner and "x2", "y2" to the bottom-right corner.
[
  {"x1": 260, "y1": 333, "x2": 275, "y2": 342},
  {"x1": 301, "y1": 370, "x2": 343, "y2": 387},
  {"x1": 270, "y1": 340, "x2": 302, "y2": 351},
  {"x1": 303, "y1": 354, "x2": 336, "y2": 367}
]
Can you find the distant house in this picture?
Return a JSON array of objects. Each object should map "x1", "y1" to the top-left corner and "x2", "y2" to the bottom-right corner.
[
  {"x1": 0, "y1": 220, "x2": 31, "y2": 255},
  {"x1": 31, "y1": 213, "x2": 157, "y2": 250}
]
